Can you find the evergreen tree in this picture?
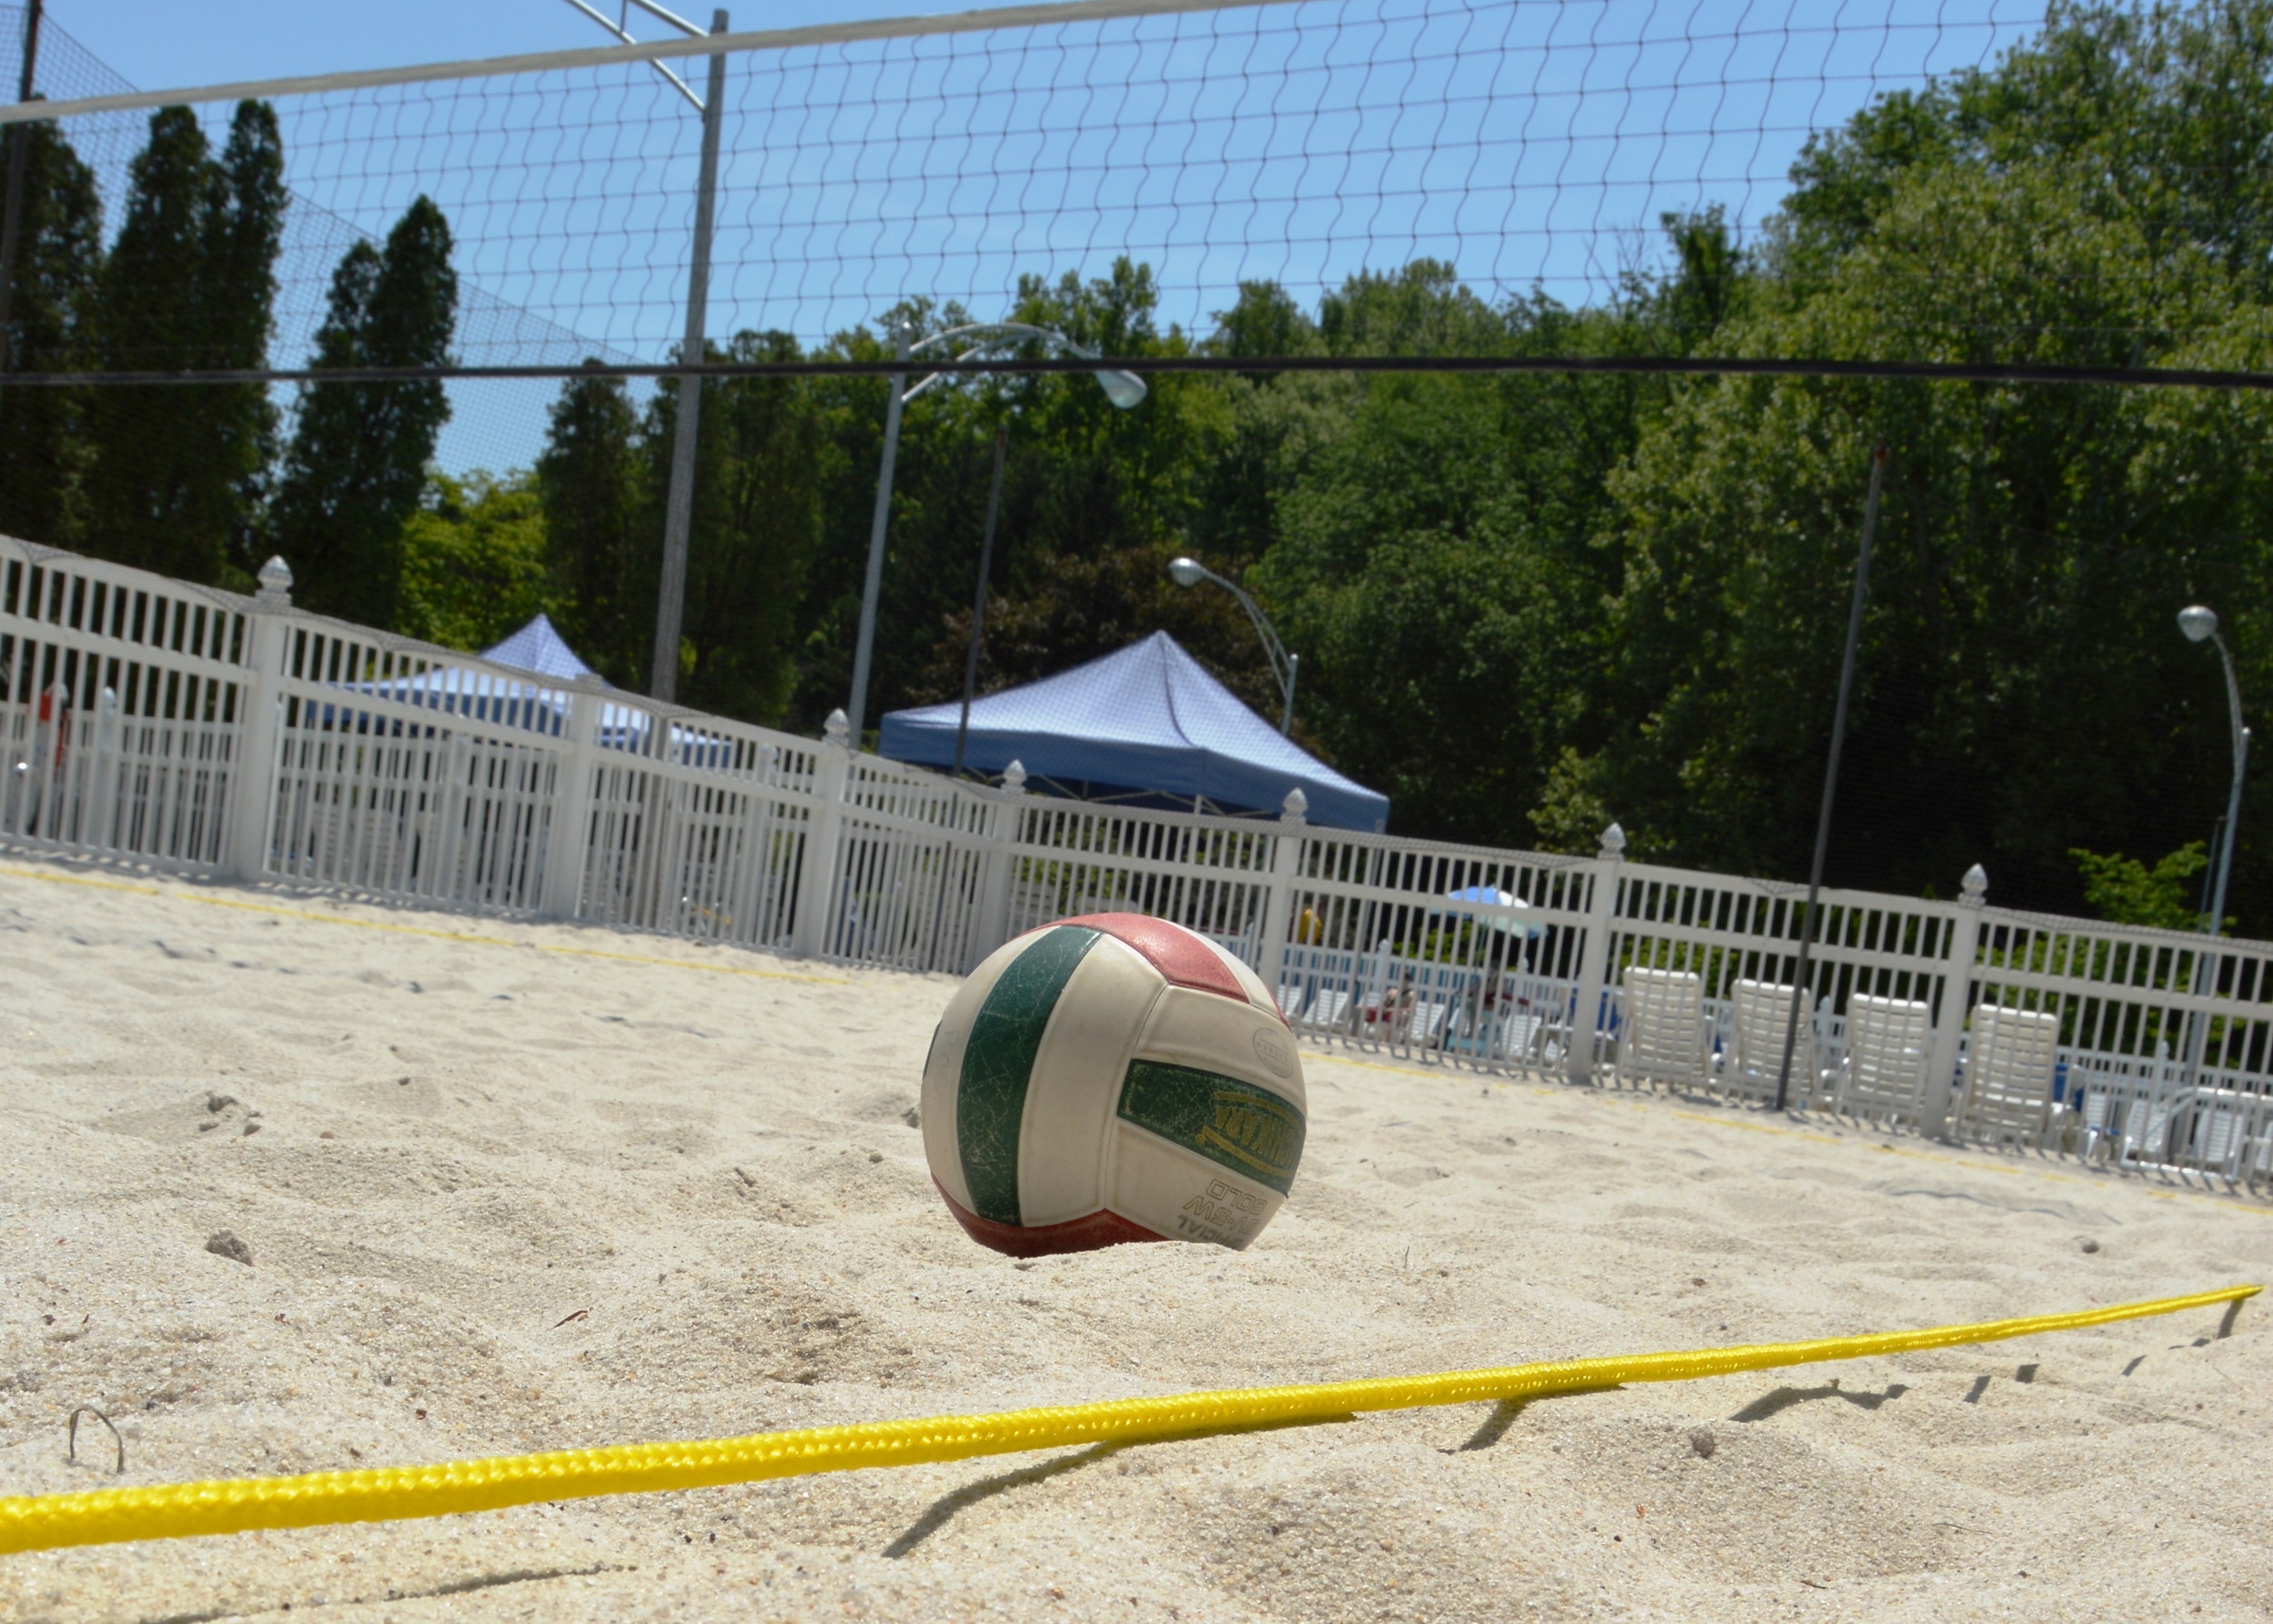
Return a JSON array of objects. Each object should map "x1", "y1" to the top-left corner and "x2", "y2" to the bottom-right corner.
[
  {"x1": 273, "y1": 196, "x2": 457, "y2": 627},
  {"x1": 536, "y1": 368, "x2": 648, "y2": 688},
  {"x1": 640, "y1": 330, "x2": 825, "y2": 726},
  {"x1": 0, "y1": 117, "x2": 101, "y2": 546},
  {"x1": 81, "y1": 101, "x2": 285, "y2": 586}
]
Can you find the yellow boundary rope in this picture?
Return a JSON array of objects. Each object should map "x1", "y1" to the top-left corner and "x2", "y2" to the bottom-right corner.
[{"x1": 1, "y1": 1284, "x2": 2251, "y2": 1555}]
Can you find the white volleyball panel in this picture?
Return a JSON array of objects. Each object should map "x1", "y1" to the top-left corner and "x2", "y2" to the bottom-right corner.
[
  {"x1": 1133, "y1": 985, "x2": 1308, "y2": 1115},
  {"x1": 1016, "y1": 937, "x2": 1164, "y2": 1227},
  {"x1": 1107, "y1": 1122, "x2": 1285, "y2": 1250}
]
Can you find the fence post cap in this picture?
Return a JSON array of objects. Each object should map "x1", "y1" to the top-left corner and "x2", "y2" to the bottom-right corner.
[
  {"x1": 255, "y1": 556, "x2": 294, "y2": 606},
  {"x1": 823, "y1": 707, "x2": 851, "y2": 749},
  {"x1": 1597, "y1": 821, "x2": 1627, "y2": 860},
  {"x1": 1280, "y1": 787, "x2": 1308, "y2": 823},
  {"x1": 1001, "y1": 759, "x2": 1027, "y2": 794},
  {"x1": 1960, "y1": 863, "x2": 1988, "y2": 906}
]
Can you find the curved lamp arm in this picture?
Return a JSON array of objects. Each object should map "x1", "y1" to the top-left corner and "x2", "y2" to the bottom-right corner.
[
  {"x1": 2213, "y1": 632, "x2": 2248, "y2": 765},
  {"x1": 1167, "y1": 556, "x2": 1298, "y2": 734},
  {"x1": 898, "y1": 321, "x2": 1146, "y2": 409}
]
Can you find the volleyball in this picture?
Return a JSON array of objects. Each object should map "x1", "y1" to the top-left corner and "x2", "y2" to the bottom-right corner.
[{"x1": 920, "y1": 913, "x2": 1307, "y2": 1258}]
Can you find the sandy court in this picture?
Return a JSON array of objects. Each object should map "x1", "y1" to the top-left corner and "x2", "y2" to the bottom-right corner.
[{"x1": 0, "y1": 854, "x2": 2268, "y2": 1623}]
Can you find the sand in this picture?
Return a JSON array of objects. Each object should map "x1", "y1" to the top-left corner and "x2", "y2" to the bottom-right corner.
[{"x1": 0, "y1": 854, "x2": 2268, "y2": 1624}]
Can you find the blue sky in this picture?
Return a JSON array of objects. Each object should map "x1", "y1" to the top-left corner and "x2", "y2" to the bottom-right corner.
[{"x1": 20, "y1": 1, "x2": 2048, "y2": 474}]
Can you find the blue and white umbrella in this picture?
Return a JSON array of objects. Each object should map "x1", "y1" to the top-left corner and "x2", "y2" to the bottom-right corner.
[{"x1": 1439, "y1": 885, "x2": 1542, "y2": 938}]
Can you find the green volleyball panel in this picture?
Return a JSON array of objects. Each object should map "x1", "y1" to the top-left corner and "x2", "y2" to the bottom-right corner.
[
  {"x1": 919, "y1": 931, "x2": 1024, "y2": 1216},
  {"x1": 1116, "y1": 1060, "x2": 1307, "y2": 1195},
  {"x1": 954, "y1": 925, "x2": 1101, "y2": 1225}
]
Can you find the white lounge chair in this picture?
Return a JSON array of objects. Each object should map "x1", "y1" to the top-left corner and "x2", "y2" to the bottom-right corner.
[
  {"x1": 1959, "y1": 1004, "x2": 2061, "y2": 1148},
  {"x1": 2079, "y1": 1087, "x2": 2118, "y2": 1160},
  {"x1": 1615, "y1": 966, "x2": 1709, "y2": 1092},
  {"x1": 1720, "y1": 978, "x2": 1800, "y2": 1105},
  {"x1": 1834, "y1": 993, "x2": 1934, "y2": 1127},
  {"x1": 2118, "y1": 1095, "x2": 2171, "y2": 1164}
]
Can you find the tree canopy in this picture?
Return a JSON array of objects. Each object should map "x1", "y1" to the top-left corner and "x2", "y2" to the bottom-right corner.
[{"x1": 12, "y1": 1, "x2": 2273, "y2": 934}]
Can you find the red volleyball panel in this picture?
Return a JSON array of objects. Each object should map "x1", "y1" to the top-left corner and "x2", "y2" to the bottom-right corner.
[
  {"x1": 1059, "y1": 912, "x2": 1253, "y2": 1007},
  {"x1": 936, "y1": 1181, "x2": 1167, "y2": 1258}
]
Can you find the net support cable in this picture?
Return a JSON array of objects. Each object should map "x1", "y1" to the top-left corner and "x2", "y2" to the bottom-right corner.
[
  {"x1": 5, "y1": 356, "x2": 2273, "y2": 392},
  {"x1": 0, "y1": 2, "x2": 2159, "y2": 393}
]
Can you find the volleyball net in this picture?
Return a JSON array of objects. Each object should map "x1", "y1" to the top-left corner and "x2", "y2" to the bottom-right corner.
[{"x1": 0, "y1": 0, "x2": 2052, "y2": 394}]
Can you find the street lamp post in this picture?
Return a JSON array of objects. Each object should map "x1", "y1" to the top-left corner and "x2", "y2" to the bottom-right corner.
[
  {"x1": 2179, "y1": 606, "x2": 2248, "y2": 942},
  {"x1": 844, "y1": 323, "x2": 1146, "y2": 744},
  {"x1": 2177, "y1": 606, "x2": 2250, "y2": 1113},
  {"x1": 1167, "y1": 556, "x2": 1297, "y2": 734}
]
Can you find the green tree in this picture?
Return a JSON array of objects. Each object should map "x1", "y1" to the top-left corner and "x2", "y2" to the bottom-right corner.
[
  {"x1": 0, "y1": 117, "x2": 102, "y2": 547},
  {"x1": 640, "y1": 330, "x2": 826, "y2": 725},
  {"x1": 396, "y1": 469, "x2": 551, "y2": 653},
  {"x1": 536, "y1": 367, "x2": 649, "y2": 689},
  {"x1": 786, "y1": 267, "x2": 1264, "y2": 737},
  {"x1": 272, "y1": 196, "x2": 458, "y2": 627},
  {"x1": 1253, "y1": 272, "x2": 1662, "y2": 843},
  {"x1": 2072, "y1": 842, "x2": 2214, "y2": 931},
  {"x1": 81, "y1": 101, "x2": 285, "y2": 586}
]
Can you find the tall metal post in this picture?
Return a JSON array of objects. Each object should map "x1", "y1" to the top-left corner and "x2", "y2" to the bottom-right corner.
[
  {"x1": 1776, "y1": 443, "x2": 1887, "y2": 1111},
  {"x1": 647, "y1": 8, "x2": 728, "y2": 704},
  {"x1": 2178, "y1": 621, "x2": 2250, "y2": 1107},
  {"x1": 0, "y1": 0, "x2": 43, "y2": 371},
  {"x1": 846, "y1": 326, "x2": 911, "y2": 741},
  {"x1": 954, "y1": 425, "x2": 1008, "y2": 776}
]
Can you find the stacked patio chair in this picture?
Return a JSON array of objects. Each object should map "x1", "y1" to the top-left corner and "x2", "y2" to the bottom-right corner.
[
  {"x1": 2118, "y1": 1094, "x2": 2172, "y2": 1166},
  {"x1": 1613, "y1": 966, "x2": 1710, "y2": 1093},
  {"x1": 1718, "y1": 978, "x2": 1799, "y2": 1106},
  {"x1": 1488, "y1": 979, "x2": 1559, "y2": 1072},
  {"x1": 1832, "y1": 993, "x2": 1934, "y2": 1128},
  {"x1": 1958, "y1": 1004, "x2": 2062, "y2": 1148},
  {"x1": 2241, "y1": 1113, "x2": 2273, "y2": 1196},
  {"x1": 2078, "y1": 1086, "x2": 2118, "y2": 1160},
  {"x1": 2191, "y1": 1096, "x2": 2256, "y2": 1180}
]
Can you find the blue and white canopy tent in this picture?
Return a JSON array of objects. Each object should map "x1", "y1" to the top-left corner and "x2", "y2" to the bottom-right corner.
[
  {"x1": 479, "y1": 613, "x2": 596, "y2": 683},
  {"x1": 877, "y1": 631, "x2": 1389, "y2": 833},
  {"x1": 350, "y1": 617, "x2": 750, "y2": 766},
  {"x1": 319, "y1": 614, "x2": 596, "y2": 737}
]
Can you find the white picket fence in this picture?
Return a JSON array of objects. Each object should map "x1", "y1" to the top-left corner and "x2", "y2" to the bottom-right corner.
[{"x1": 5, "y1": 533, "x2": 2271, "y2": 1195}]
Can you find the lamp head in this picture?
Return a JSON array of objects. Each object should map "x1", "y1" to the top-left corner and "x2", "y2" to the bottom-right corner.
[
  {"x1": 2179, "y1": 605, "x2": 2219, "y2": 644},
  {"x1": 1167, "y1": 556, "x2": 1207, "y2": 588},
  {"x1": 1095, "y1": 368, "x2": 1148, "y2": 410}
]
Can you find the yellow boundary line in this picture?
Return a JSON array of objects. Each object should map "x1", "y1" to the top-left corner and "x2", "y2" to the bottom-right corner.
[
  {"x1": 0, "y1": 862, "x2": 850, "y2": 985},
  {"x1": 0, "y1": 1285, "x2": 2250, "y2": 1555}
]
